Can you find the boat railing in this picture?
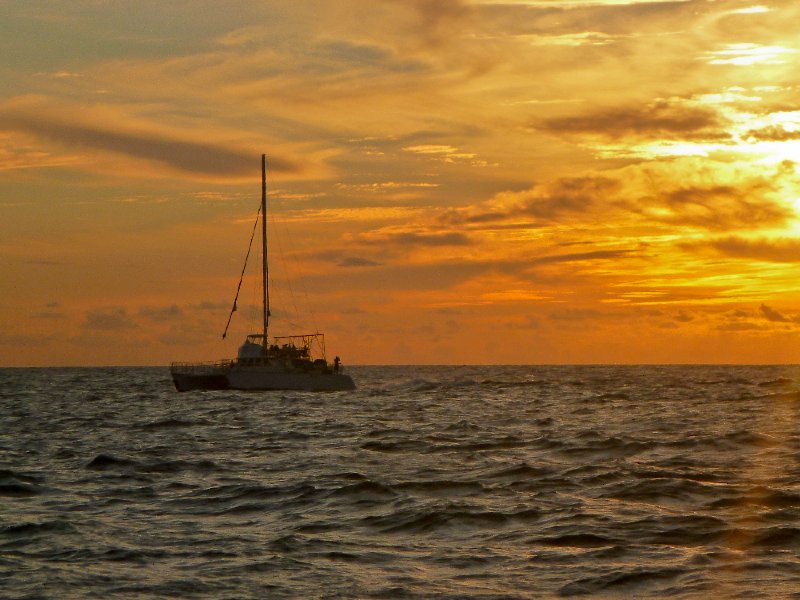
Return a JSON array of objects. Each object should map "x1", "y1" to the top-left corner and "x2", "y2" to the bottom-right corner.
[
  {"x1": 170, "y1": 360, "x2": 233, "y2": 374},
  {"x1": 244, "y1": 332, "x2": 329, "y2": 361}
]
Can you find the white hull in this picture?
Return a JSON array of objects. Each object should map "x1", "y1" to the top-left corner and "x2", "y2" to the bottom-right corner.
[
  {"x1": 227, "y1": 365, "x2": 355, "y2": 391},
  {"x1": 171, "y1": 363, "x2": 355, "y2": 392}
]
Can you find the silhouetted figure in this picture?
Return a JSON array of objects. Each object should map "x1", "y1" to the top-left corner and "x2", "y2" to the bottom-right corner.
[{"x1": 334, "y1": 356, "x2": 341, "y2": 372}]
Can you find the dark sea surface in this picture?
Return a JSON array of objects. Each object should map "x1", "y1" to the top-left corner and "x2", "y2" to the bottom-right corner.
[{"x1": 3, "y1": 365, "x2": 800, "y2": 598}]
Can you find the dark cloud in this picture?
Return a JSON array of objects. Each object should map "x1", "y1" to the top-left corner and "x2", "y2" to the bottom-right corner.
[
  {"x1": 442, "y1": 176, "x2": 619, "y2": 226},
  {"x1": 0, "y1": 332, "x2": 54, "y2": 347},
  {"x1": 139, "y1": 304, "x2": 183, "y2": 322},
  {"x1": 306, "y1": 243, "x2": 633, "y2": 295},
  {"x1": 444, "y1": 168, "x2": 789, "y2": 238},
  {"x1": 659, "y1": 184, "x2": 788, "y2": 230},
  {"x1": 193, "y1": 301, "x2": 228, "y2": 311},
  {"x1": 355, "y1": 230, "x2": 472, "y2": 247},
  {"x1": 760, "y1": 303, "x2": 790, "y2": 323},
  {"x1": 31, "y1": 311, "x2": 66, "y2": 319},
  {"x1": 384, "y1": 0, "x2": 472, "y2": 48},
  {"x1": 547, "y1": 308, "x2": 606, "y2": 322},
  {"x1": 532, "y1": 248, "x2": 632, "y2": 266},
  {"x1": 700, "y1": 236, "x2": 800, "y2": 263},
  {"x1": 337, "y1": 256, "x2": 382, "y2": 267},
  {"x1": 510, "y1": 177, "x2": 618, "y2": 221},
  {"x1": 0, "y1": 109, "x2": 298, "y2": 177},
  {"x1": 535, "y1": 100, "x2": 725, "y2": 141},
  {"x1": 716, "y1": 321, "x2": 763, "y2": 332},
  {"x1": 304, "y1": 256, "x2": 527, "y2": 292},
  {"x1": 405, "y1": 0, "x2": 469, "y2": 23},
  {"x1": 393, "y1": 232, "x2": 470, "y2": 246},
  {"x1": 82, "y1": 308, "x2": 135, "y2": 330},
  {"x1": 745, "y1": 126, "x2": 800, "y2": 142}
]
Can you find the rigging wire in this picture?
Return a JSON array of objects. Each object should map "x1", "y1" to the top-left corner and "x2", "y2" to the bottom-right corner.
[
  {"x1": 222, "y1": 202, "x2": 262, "y2": 340},
  {"x1": 220, "y1": 183, "x2": 321, "y2": 349},
  {"x1": 270, "y1": 196, "x2": 320, "y2": 335},
  {"x1": 269, "y1": 207, "x2": 298, "y2": 327}
]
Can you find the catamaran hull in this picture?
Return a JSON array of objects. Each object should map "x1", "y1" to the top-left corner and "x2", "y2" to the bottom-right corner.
[
  {"x1": 227, "y1": 370, "x2": 355, "y2": 391},
  {"x1": 171, "y1": 373, "x2": 230, "y2": 392},
  {"x1": 171, "y1": 369, "x2": 355, "y2": 392}
]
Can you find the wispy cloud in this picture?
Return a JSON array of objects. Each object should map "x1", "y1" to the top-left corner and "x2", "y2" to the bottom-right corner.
[
  {"x1": 351, "y1": 229, "x2": 473, "y2": 247},
  {"x1": 441, "y1": 176, "x2": 620, "y2": 225},
  {"x1": 701, "y1": 237, "x2": 800, "y2": 263},
  {"x1": 0, "y1": 100, "x2": 298, "y2": 177},
  {"x1": 535, "y1": 100, "x2": 725, "y2": 141}
]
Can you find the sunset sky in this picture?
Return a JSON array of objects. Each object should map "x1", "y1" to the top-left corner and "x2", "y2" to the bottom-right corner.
[{"x1": 3, "y1": 0, "x2": 800, "y2": 366}]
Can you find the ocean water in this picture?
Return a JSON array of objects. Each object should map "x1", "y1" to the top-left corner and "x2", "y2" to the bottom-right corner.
[{"x1": 3, "y1": 365, "x2": 800, "y2": 599}]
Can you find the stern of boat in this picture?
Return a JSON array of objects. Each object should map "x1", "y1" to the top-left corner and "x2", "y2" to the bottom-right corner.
[{"x1": 170, "y1": 360, "x2": 232, "y2": 392}]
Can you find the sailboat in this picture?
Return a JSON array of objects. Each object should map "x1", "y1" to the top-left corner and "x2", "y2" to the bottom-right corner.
[{"x1": 170, "y1": 155, "x2": 356, "y2": 392}]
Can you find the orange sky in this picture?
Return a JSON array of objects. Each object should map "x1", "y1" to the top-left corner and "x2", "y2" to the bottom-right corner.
[{"x1": 2, "y1": 0, "x2": 800, "y2": 366}]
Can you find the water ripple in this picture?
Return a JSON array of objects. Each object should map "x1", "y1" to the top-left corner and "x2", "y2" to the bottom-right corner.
[{"x1": 3, "y1": 365, "x2": 800, "y2": 597}]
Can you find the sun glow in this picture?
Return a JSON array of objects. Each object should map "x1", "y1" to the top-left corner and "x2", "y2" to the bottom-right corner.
[
  {"x1": 730, "y1": 5, "x2": 770, "y2": 15},
  {"x1": 706, "y1": 44, "x2": 796, "y2": 66}
]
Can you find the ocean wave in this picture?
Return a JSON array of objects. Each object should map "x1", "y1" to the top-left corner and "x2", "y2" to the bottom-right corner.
[
  {"x1": 371, "y1": 375, "x2": 551, "y2": 396},
  {"x1": 483, "y1": 462, "x2": 555, "y2": 480},
  {"x1": 559, "y1": 436, "x2": 652, "y2": 459},
  {"x1": 538, "y1": 533, "x2": 617, "y2": 548},
  {"x1": 1, "y1": 520, "x2": 78, "y2": 538},
  {"x1": 326, "y1": 480, "x2": 398, "y2": 503},
  {"x1": 85, "y1": 454, "x2": 139, "y2": 470},
  {"x1": 136, "y1": 417, "x2": 202, "y2": 430},
  {"x1": 85, "y1": 454, "x2": 221, "y2": 475},
  {"x1": 395, "y1": 479, "x2": 486, "y2": 496},
  {"x1": 168, "y1": 481, "x2": 323, "y2": 515},
  {"x1": 747, "y1": 526, "x2": 800, "y2": 548},
  {"x1": 99, "y1": 547, "x2": 170, "y2": 564},
  {"x1": 598, "y1": 477, "x2": 723, "y2": 504},
  {"x1": 559, "y1": 567, "x2": 690, "y2": 596},
  {"x1": 360, "y1": 439, "x2": 429, "y2": 453},
  {"x1": 706, "y1": 486, "x2": 800, "y2": 510},
  {"x1": 361, "y1": 504, "x2": 541, "y2": 534},
  {"x1": 0, "y1": 469, "x2": 46, "y2": 497},
  {"x1": 757, "y1": 377, "x2": 796, "y2": 388},
  {"x1": 6, "y1": 364, "x2": 800, "y2": 598}
]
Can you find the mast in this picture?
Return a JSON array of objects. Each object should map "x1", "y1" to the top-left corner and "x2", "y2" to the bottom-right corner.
[{"x1": 261, "y1": 154, "x2": 269, "y2": 355}]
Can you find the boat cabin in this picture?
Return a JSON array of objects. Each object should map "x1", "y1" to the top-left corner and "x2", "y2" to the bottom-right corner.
[{"x1": 236, "y1": 333, "x2": 331, "y2": 371}]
